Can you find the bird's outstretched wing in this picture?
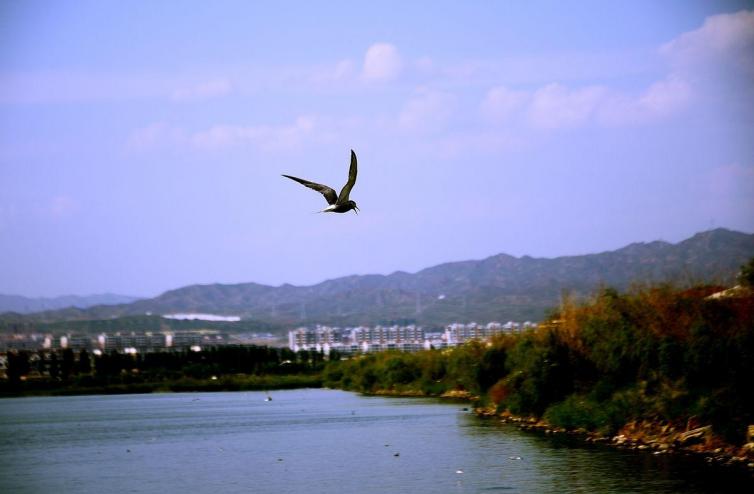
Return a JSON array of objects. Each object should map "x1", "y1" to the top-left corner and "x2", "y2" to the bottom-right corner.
[
  {"x1": 282, "y1": 175, "x2": 338, "y2": 205},
  {"x1": 337, "y1": 150, "x2": 358, "y2": 204}
]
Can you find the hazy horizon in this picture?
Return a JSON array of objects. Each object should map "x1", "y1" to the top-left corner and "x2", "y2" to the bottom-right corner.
[
  {"x1": 2, "y1": 1, "x2": 753, "y2": 298},
  {"x1": 1, "y1": 226, "x2": 750, "y2": 300}
]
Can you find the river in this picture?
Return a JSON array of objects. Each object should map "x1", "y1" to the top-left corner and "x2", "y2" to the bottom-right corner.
[{"x1": 0, "y1": 389, "x2": 750, "y2": 493}]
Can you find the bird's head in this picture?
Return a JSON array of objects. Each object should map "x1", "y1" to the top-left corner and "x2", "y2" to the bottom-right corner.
[{"x1": 348, "y1": 200, "x2": 359, "y2": 214}]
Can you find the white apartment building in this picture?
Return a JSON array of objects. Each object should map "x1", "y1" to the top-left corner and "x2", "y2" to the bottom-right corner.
[{"x1": 288, "y1": 320, "x2": 535, "y2": 354}]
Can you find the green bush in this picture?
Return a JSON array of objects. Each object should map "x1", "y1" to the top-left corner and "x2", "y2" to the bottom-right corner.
[{"x1": 545, "y1": 393, "x2": 630, "y2": 435}]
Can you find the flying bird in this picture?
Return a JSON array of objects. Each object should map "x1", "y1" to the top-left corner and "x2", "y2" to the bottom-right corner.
[{"x1": 282, "y1": 150, "x2": 359, "y2": 214}]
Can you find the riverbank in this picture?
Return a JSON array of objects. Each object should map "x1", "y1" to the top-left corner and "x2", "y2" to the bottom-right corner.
[
  {"x1": 475, "y1": 405, "x2": 754, "y2": 472},
  {"x1": 0, "y1": 373, "x2": 323, "y2": 397},
  {"x1": 343, "y1": 383, "x2": 754, "y2": 472},
  {"x1": 350, "y1": 381, "x2": 754, "y2": 473},
  {"x1": 368, "y1": 387, "x2": 477, "y2": 400},
  {"x1": 319, "y1": 283, "x2": 754, "y2": 475}
]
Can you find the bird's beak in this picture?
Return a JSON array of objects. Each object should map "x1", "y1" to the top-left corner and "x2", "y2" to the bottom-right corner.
[{"x1": 353, "y1": 206, "x2": 359, "y2": 214}]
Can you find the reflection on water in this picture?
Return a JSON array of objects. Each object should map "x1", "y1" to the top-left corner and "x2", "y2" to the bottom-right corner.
[{"x1": 0, "y1": 389, "x2": 751, "y2": 493}]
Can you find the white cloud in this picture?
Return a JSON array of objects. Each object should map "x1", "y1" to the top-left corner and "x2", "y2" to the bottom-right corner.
[
  {"x1": 598, "y1": 76, "x2": 691, "y2": 125},
  {"x1": 480, "y1": 86, "x2": 529, "y2": 123},
  {"x1": 128, "y1": 116, "x2": 332, "y2": 152},
  {"x1": 527, "y1": 83, "x2": 607, "y2": 129},
  {"x1": 398, "y1": 88, "x2": 456, "y2": 133},
  {"x1": 128, "y1": 122, "x2": 187, "y2": 150},
  {"x1": 333, "y1": 59, "x2": 356, "y2": 80},
  {"x1": 171, "y1": 78, "x2": 232, "y2": 102},
  {"x1": 308, "y1": 59, "x2": 356, "y2": 86},
  {"x1": 476, "y1": 11, "x2": 753, "y2": 131},
  {"x1": 191, "y1": 116, "x2": 318, "y2": 151},
  {"x1": 362, "y1": 43, "x2": 403, "y2": 82},
  {"x1": 656, "y1": 9, "x2": 754, "y2": 121},
  {"x1": 478, "y1": 76, "x2": 690, "y2": 130},
  {"x1": 638, "y1": 76, "x2": 692, "y2": 116},
  {"x1": 661, "y1": 9, "x2": 754, "y2": 73}
]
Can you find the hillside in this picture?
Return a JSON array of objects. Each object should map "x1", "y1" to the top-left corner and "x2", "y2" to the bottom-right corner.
[
  {"x1": 3, "y1": 228, "x2": 753, "y2": 328},
  {"x1": 0, "y1": 293, "x2": 140, "y2": 315}
]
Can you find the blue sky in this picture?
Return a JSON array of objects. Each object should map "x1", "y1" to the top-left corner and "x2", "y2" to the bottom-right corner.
[{"x1": 1, "y1": 1, "x2": 753, "y2": 297}]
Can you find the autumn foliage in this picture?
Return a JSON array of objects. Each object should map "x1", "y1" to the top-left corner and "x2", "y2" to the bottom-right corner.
[{"x1": 325, "y1": 279, "x2": 754, "y2": 442}]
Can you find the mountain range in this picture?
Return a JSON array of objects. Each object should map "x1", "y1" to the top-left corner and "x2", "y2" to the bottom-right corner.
[
  {"x1": 0, "y1": 293, "x2": 140, "y2": 315},
  {"x1": 2, "y1": 228, "x2": 753, "y2": 329}
]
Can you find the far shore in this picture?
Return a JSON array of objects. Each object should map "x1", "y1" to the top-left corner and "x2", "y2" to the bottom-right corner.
[{"x1": 0, "y1": 374, "x2": 322, "y2": 398}]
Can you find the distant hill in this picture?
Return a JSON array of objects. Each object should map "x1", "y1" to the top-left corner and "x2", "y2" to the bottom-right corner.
[
  {"x1": 3, "y1": 228, "x2": 753, "y2": 329},
  {"x1": 0, "y1": 293, "x2": 140, "y2": 315}
]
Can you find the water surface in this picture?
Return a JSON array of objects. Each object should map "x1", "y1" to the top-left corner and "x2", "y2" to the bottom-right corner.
[{"x1": 0, "y1": 389, "x2": 750, "y2": 493}]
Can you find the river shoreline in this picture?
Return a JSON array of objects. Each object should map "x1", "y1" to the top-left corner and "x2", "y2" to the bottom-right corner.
[
  {"x1": 0, "y1": 374, "x2": 323, "y2": 398},
  {"x1": 351, "y1": 386, "x2": 754, "y2": 473},
  {"x1": 474, "y1": 405, "x2": 754, "y2": 474}
]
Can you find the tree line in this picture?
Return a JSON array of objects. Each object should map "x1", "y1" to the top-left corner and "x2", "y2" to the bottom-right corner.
[
  {"x1": 324, "y1": 263, "x2": 754, "y2": 443},
  {"x1": 3, "y1": 345, "x2": 325, "y2": 389}
]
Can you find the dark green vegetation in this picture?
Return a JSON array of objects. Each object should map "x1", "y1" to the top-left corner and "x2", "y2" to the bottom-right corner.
[
  {"x1": 1, "y1": 346, "x2": 323, "y2": 397},
  {"x1": 324, "y1": 281, "x2": 754, "y2": 443},
  {"x1": 3, "y1": 229, "x2": 752, "y2": 330},
  {"x1": 739, "y1": 257, "x2": 754, "y2": 287},
  {"x1": 0, "y1": 314, "x2": 281, "y2": 336}
]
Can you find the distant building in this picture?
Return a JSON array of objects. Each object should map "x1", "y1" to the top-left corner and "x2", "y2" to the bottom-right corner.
[
  {"x1": 287, "y1": 320, "x2": 531, "y2": 354},
  {"x1": 97, "y1": 331, "x2": 227, "y2": 352},
  {"x1": 288, "y1": 326, "x2": 343, "y2": 354},
  {"x1": 445, "y1": 322, "x2": 507, "y2": 344},
  {"x1": 0, "y1": 333, "x2": 53, "y2": 352},
  {"x1": 0, "y1": 330, "x2": 235, "y2": 355}
]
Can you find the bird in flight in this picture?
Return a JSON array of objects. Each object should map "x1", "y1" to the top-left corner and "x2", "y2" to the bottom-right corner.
[{"x1": 282, "y1": 149, "x2": 359, "y2": 214}]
